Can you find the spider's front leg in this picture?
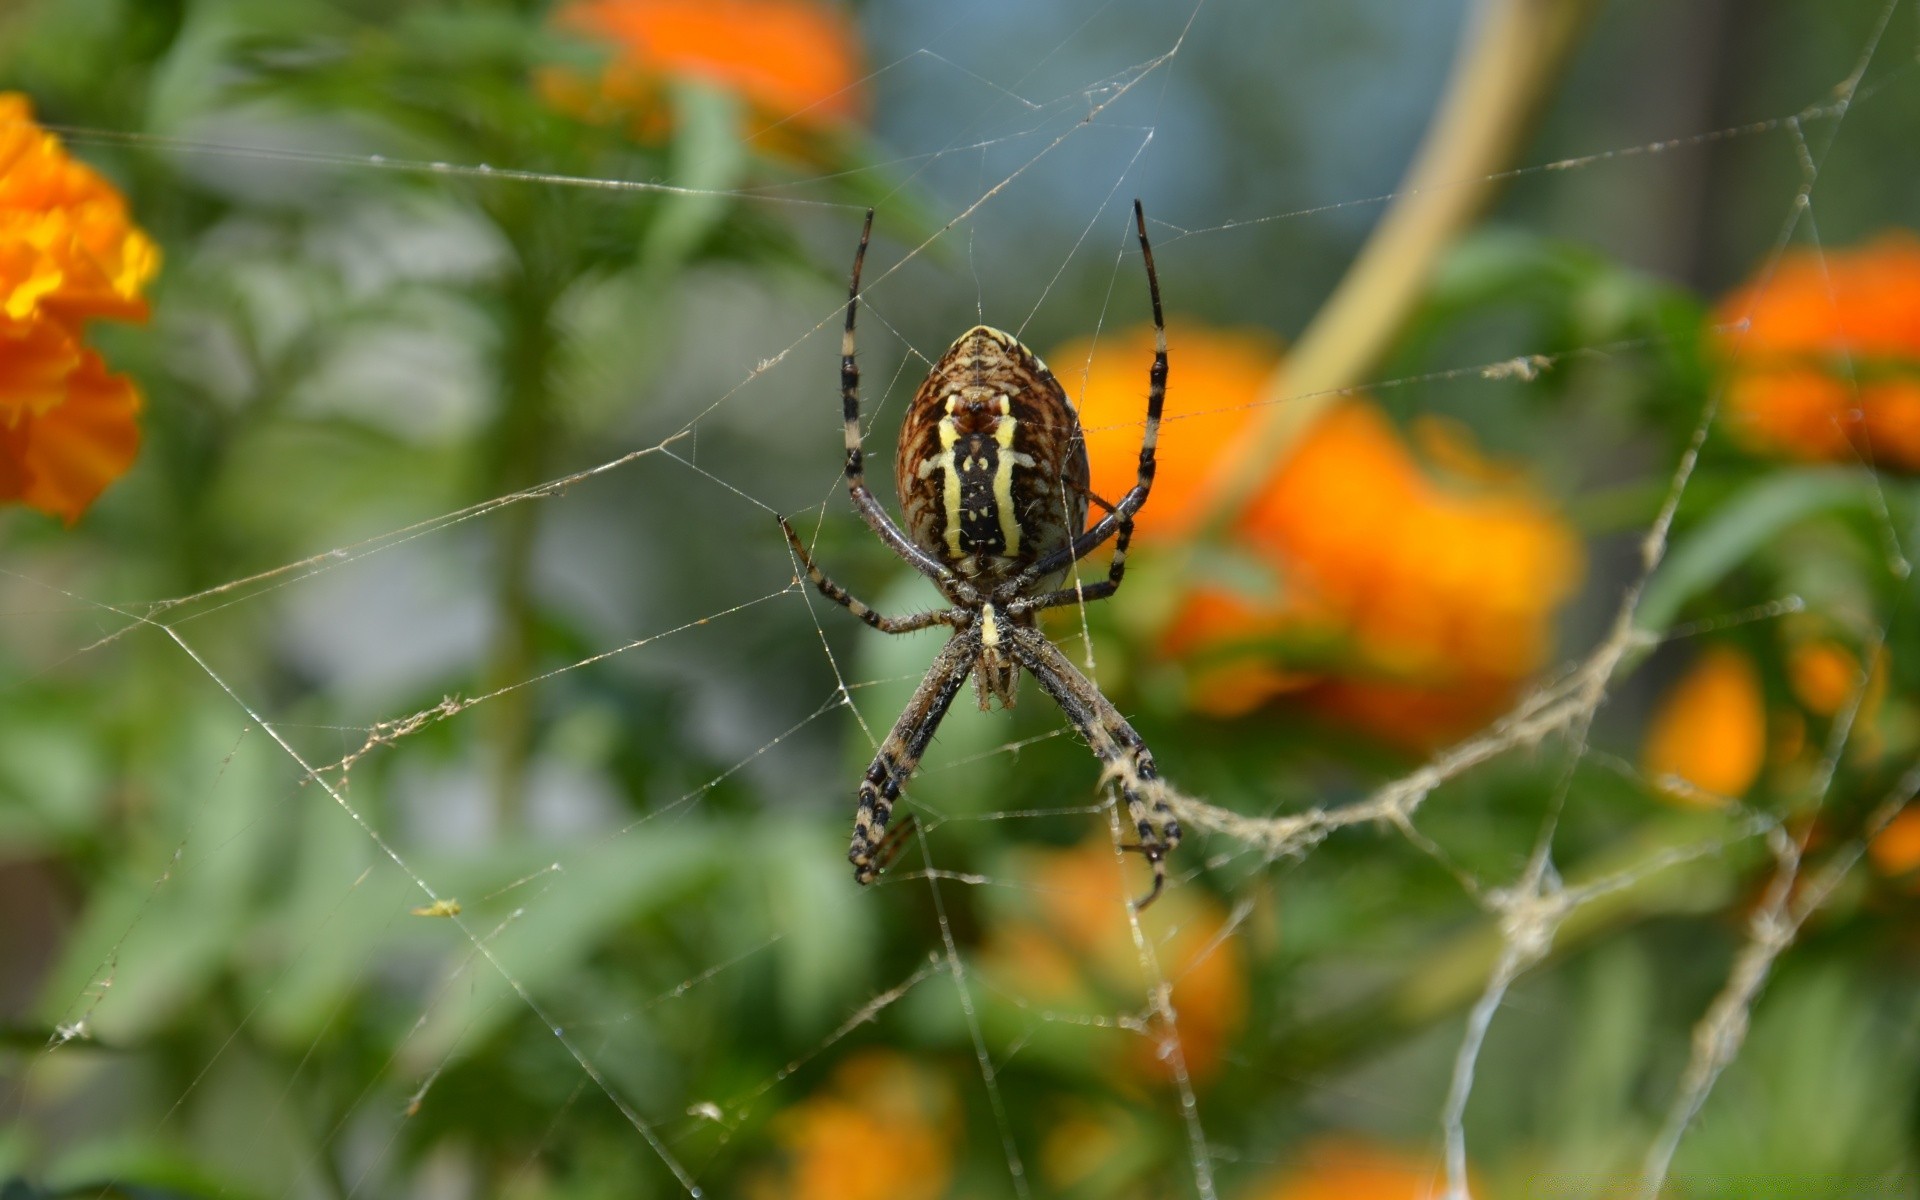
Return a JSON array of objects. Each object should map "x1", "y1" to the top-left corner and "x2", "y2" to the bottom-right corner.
[
  {"x1": 835, "y1": 210, "x2": 963, "y2": 590},
  {"x1": 1004, "y1": 200, "x2": 1165, "y2": 596},
  {"x1": 1009, "y1": 508, "x2": 1134, "y2": 615},
  {"x1": 779, "y1": 516, "x2": 957, "y2": 634},
  {"x1": 1011, "y1": 626, "x2": 1182, "y2": 908},
  {"x1": 849, "y1": 630, "x2": 975, "y2": 883}
]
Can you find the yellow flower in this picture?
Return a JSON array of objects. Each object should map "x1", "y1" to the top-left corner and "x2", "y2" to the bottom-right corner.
[
  {"x1": 1641, "y1": 645, "x2": 1766, "y2": 807},
  {"x1": 542, "y1": 0, "x2": 865, "y2": 151},
  {"x1": 1065, "y1": 321, "x2": 1584, "y2": 744},
  {"x1": 750, "y1": 1052, "x2": 956, "y2": 1200},
  {"x1": 0, "y1": 92, "x2": 157, "y2": 522},
  {"x1": 1716, "y1": 232, "x2": 1920, "y2": 468}
]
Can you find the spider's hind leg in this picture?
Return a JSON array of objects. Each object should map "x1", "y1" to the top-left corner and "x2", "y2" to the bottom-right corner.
[
  {"x1": 1097, "y1": 732, "x2": 1181, "y2": 911},
  {"x1": 849, "y1": 631, "x2": 975, "y2": 884},
  {"x1": 1012, "y1": 628, "x2": 1183, "y2": 910}
]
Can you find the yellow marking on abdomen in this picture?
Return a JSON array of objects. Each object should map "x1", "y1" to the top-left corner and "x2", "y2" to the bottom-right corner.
[
  {"x1": 992, "y1": 397, "x2": 1022, "y2": 555},
  {"x1": 938, "y1": 398, "x2": 963, "y2": 557}
]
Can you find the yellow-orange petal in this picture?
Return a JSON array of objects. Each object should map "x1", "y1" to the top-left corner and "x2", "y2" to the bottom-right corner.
[
  {"x1": 753, "y1": 1052, "x2": 955, "y2": 1200},
  {"x1": 1787, "y1": 640, "x2": 1860, "y2": 717},
  {"x1": 1869, "y1": 809, "x2": 1920, "y2": 879},
  {"x1": 1725, "y1": 367, "x2": 1860, "y2": 462},
  {"x1": 1060, "y1": 321, "x2": 1282, "y2": 541},
  {"x1": 1238, "y1": 1137, "x2": 1455, "y2": 1200},
  {"x1": 549, "y1": 0, "x2": 864, "y2": 140},
  {"x1": 1131, "y1": 387, "x2": 1580, "y2": 739},
  {"x1": 1641, "y1": 646, "x2": 1766, "y2": 806},
  {"x1": 1859, "y1": 378, "x2": 1920, "y2": 470},
  {"x1": 1243, "y1": 401, "x2": 1581, "y2": 686},
  {"x1": 1715, "y1": 232, "x2": 1920, "y2": 471},
  {"x1": 1826, "y1": 233, "x2": 1920, "y2": 358},
  {"x1": 1308, "y1": 674, "x2": 1529, "y2": 751},
  {"x1": 979, "y1": 839, "x2": 1249, "y2": 1085},
  {"x1": 1719, "y1": 251, "x2": 1847, "y2": 358},
  {"x1": 1161, "y1": 587, "x2": 1317, "y2": 718},
  {"x1": 0, "y1": 313, "x2": 86, "y2": 421},
  {"x1": 0, "y1": 94, "x2": 159, "y2": 326},
  {"x1": 0, "y1": 343, "x2": 143, "y2": 523},
  {"x1": 1717, "y1": 232, "x2": 1920, "y2": 362}
]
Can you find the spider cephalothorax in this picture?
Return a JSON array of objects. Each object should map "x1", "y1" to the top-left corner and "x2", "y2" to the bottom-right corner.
[{"x1": 779, "y1": 201, "x2": 1182, "y2": 907}]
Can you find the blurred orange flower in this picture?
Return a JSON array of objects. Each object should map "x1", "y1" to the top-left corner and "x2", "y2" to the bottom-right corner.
[
  {"x1": 1641, "y1": 645, "x2": 1766, "y2": 807},
  {"x1": 1, "y1": 92, "x2": 157, "y2": 522},
  {"x1": 1039, "y1": 1104, "x2": 1142, "y2": 1193},
  {"x1": 1716, "y1": 232, "x2": 1920, "y2": 468},
  {"x1": 1869, "y1": 808, "x2": 1920, "y2": 880},
  {"x1": 978, "y1": 837, "x2": 1247, "y2": 1084},
  {"x1": 543, "y1": 0, "x2": 864, "y2": 150},
  {"x1": 750, "y1": 1051, "x2": 956, "y2": 1200},
  {"x1": 1237, "y1": 1137, "x2": 1455, "y2": 1200},
  {"x1": 1064, "y1": 321, "x2": 1583, "y2": 743},
  {"x1": 1787, "y1": 638, "x2": 1861, "y2": 718},
  {"x1": 1070, "y1": 321, "x2": 1284, "y2": 542}
]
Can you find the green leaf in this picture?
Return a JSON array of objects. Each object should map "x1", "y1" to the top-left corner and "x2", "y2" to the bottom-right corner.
[
  {"x1": 639, "y1": 81, "x2": 750, "y2": 274},
  {"x1": 1636, "y1": 467, "x2": 1882, "y2": 635}
]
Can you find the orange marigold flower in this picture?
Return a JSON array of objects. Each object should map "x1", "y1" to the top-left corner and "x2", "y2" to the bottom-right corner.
[
  {"x1": 1063, "y1": 322, "x2": 1582, "y2": 742},
  {"x1": 1067, "y1": 321, "x2": 1282, "y2": 542},
  {"x1": 543, "y1": 0, "x2": 864, "y2": 148},
  {"x1": 0, "y1": 95, "x2": 158, "y2": 325},
  {"x1": 0, "y1": 342, "x2": 143, "y2": 520},
  {"x1": 1241, "y1": 403, "x2": 1581, "y2": 682},
  {"x1": 1869, "y1": 808, "x2": 1920, "y2": 880},
  {"x1": 0, "y1": 93, "x2": 156, "y2": 522},
  {"x1": 1716, "y1": 232, "x2": 1920, "y2": 468},
  {"x1": 1641, "y1": 645, "x2": 1766, "y2": 807},
  {"x1": 1238, "y1": 1137, "x2": 1458, "y2": 1200},
  {"x1": 750, "y1": 1052, "x2": 956, "y2": 1200},
  {"x1": 978, "y1": 837, "x2": 1248, "y2": 1084},
  {"x1": 1787, "y1": 639, "x2": 1860, "y2": 717}
]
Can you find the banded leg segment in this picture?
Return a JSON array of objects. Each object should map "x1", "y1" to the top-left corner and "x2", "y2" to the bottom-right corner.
[
  {"x1": 850, "y1": 631, "x2": 976, "y2": 883},
  {"x1": 780, "y1": 516, "x2": 957, "y2": 634},
  {"x1": 1010, "y1": 199, "x2": 1166, "y2": 591},
  {"x1": 1011, "y1": 626, "x2": 1181, "y2": 908},
  {"x1": 836, "y1": 210, "x2": 964, "y2": 590},
  {"x1": 1013, "y1": 513, "x2": 1134, "y2": 614}
]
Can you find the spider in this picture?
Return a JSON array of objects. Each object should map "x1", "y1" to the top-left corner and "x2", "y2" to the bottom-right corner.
[{"x1": 779, "y1": 200, "x2": 1181, "y2": 908}]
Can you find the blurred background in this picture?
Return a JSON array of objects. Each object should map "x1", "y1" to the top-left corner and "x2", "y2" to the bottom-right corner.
[{"x1": 3, "y1": 0, "x2": 1919, "y2": 1196}]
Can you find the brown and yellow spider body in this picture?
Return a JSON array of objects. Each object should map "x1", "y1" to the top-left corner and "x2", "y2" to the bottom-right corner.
[
  {"x1": 895, "y1": 325, "x2": 1092, "y2": 587},
  {"x1": 780, "y1": 201, "x2": 1181, "y2": 907}
]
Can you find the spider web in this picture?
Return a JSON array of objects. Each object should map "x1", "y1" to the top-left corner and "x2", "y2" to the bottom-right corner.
[{"x1": 4, "y1": 1, "x2": 1918, "y2": 1197}]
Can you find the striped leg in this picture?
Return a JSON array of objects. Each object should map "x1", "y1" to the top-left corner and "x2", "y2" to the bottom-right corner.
[
  {"x1": 1008, "y1": 199, "x2": 1165, "y2": 592},
  {"x1": 779, "y1": 517, "x2": 957, "y2": 634},
  {"x1": 835, "y1": 210, "x2": 964, "y2": 590},
  {"x1": 850, "y1": 631, "x2": 976, "y2": 883},
  {"x1": 1012, "y1": 626, "x2": 1181, "y2": 909},
  {"x1": 1014, "y1": 513, "x2": 1133, "y2": 614}
]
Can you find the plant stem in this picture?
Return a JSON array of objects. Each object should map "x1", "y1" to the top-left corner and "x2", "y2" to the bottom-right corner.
[{"x1": 480, "y1": 274, "x2": 558, "y2": 827}]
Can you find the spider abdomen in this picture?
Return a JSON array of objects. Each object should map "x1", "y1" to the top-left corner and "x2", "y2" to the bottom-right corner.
[{"x1": 896, "y1": 325, "x2": 1090, "y2": 584}]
